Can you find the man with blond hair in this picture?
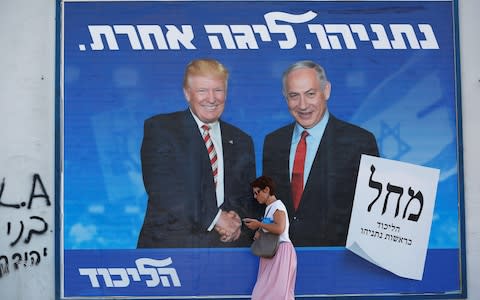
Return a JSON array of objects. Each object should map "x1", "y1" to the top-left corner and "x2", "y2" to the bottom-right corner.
[{"x1": 138, "y1": 58, "x2": 258, "y2": 248}]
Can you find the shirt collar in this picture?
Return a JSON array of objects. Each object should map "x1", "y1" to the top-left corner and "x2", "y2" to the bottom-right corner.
[{"x1": 190, "y1": 109, "x2": 220, "y2": 131}]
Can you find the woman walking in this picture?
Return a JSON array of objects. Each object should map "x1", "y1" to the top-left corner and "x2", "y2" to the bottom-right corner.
[{"x1": 243, "y1": 175, "x2": 297, "y2": 300}]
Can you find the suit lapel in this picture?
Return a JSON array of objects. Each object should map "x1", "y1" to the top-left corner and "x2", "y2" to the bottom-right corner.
[
  {"x1": 219, "y1": 121, "x2": 235, "y2": 197},
  {"x1": 279, "y1": 124, "x2": 296, "y2": 213},
  {"x1": 181, "y1": 110, "x2": 218, "y2": 216},
  {"x1": 220, "y1": 120, "x2": 232, "y2": 170},
  {"x1": 181, "y1": 109, "x2": 207, "y2": 158},
  {"x1": 300, "y1": 116, "x2": 336, "y2": 213}
]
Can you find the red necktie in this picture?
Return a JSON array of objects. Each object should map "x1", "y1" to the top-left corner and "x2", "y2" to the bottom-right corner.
[
  {"x1": 201, "y1": 125, "x2": 218, "y2": 185},
  {"x1": 291, "y1": 130, "x2": 308, "y2": 211}
]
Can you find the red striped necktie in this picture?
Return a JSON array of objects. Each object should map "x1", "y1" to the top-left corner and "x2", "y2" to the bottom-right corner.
[
  {"x1": 291, "y1": 130, "x2": 308, "y2": 211},
  {"x1": 201, "y1": 124, "x2": 218, "y2": 185}
]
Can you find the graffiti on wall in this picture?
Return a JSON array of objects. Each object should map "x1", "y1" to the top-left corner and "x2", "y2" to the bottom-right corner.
[{"x1": 0, "y1": 174, "x2": 51, "y2": 278}]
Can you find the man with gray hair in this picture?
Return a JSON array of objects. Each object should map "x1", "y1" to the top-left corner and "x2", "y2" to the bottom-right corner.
[{"x1": 263, "y1": 60, "x2": 379, "y2": 246}]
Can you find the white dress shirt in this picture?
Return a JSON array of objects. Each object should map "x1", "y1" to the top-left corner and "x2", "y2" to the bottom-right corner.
[
  {"x1": 289, "y1": 110, "x2": 330, "y2": 187},
  {"x1": 191, "y1": 110, "x2": 224, "y2": 230}
]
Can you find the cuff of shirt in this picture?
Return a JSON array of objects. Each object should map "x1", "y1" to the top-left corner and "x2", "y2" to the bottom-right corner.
[{"x1": 207, "y1": 209, "x2": 222, "y2": 231}]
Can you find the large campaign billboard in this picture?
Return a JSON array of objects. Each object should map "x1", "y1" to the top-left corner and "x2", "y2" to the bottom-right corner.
[{"x1": 59, "y1": 0, "x2": 466, "y2": 298}]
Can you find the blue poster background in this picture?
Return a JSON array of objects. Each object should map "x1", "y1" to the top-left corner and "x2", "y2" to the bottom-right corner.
[{"x1": 62, "y1": 1, "x2": 463, "y2": 298}]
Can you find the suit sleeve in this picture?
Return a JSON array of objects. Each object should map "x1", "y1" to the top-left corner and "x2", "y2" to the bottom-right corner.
[
  {"x1": 327, "y1": 128, "x2": 380, "y2": 245},
  {"x1": 221, "y1": 133, "x2": 258, "y2": 218},
  {"x1": 364, "y1": 130, "x2": 380, "y2": 157},
  {"x1": 138, "y1": 118, "x2": 210, "y2": 247},
  {"x1": 141, "y1": 119, "x2": 172, "y2": 194},
  {"x1": 262, "y1": 134, "x2": 273, "y2": 177},
  {"x1": 138, "y1": 119, "x2": 179, "y2": 247}
]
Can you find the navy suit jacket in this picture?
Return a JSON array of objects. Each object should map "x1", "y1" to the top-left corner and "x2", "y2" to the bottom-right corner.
[
  {"x1": 137, "y1": 110, "x2": 258, "y2": 248},
  {"x1": 263, "y1": 115, "x2": 379, "y2": 246}
]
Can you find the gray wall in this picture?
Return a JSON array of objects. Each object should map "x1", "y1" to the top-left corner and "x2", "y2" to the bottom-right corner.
[
  {"x1": 459, "y1": 1, "x2": 480, "y2": 299},
  {"x1": 0, "y1": 1, "x2": 478, "y2": 299},
  {"x1": 0, "y1": 0, "x2": 56, "y2": 299}
]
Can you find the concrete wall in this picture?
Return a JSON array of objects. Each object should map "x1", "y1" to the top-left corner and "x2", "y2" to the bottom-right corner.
[
  {"x1": 0, "y1": 0, "x2": 56, "y2": 299},
  {"x1": 0, "y1": 1, "x2": 478, "y2": 299},
  {"x1": 458, "y1": 1, "x2": 480, "y2": 299}
]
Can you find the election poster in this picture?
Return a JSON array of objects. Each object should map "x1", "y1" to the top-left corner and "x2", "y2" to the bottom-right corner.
[
  {"x1": 59, "y1": 0, "x2": 466, "y2": 298},
  {"x1": 346, "y1": 154, "x2": 440, "y2": 280}
]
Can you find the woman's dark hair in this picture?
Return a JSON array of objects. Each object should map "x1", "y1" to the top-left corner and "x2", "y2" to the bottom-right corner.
[{"x1": 250, "y1": 175, "x2": 276, "y2": 196}]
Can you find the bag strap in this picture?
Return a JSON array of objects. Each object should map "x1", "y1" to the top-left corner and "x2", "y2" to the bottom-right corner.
[
  {"x1": 264, "y1": 203, "x2": 276, "y2": 218},
  {"x1": 259, "y1": 203, "x2": 277, "y2": 233}
]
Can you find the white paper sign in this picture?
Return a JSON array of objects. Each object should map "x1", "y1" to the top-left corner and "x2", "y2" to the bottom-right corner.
[{"x1": 346, "y1": 154, "x2": 440, "y2": 280}]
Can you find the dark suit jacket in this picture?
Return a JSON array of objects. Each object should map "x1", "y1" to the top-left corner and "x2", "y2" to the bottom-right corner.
[
  {"x1": 263, "y1": 114, "x2": 379, "y2": 246},
  {"x1": 137, "y1": 109, "x2": 258, "y2": 248}
]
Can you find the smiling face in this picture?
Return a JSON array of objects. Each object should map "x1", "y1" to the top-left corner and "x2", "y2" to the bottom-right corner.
[
  {"x1": 184, "y1": 75, "x2": 226, "y2": 123},
  {"x1": 284, "y1": 67, "x2": 331, "y2": 129}
]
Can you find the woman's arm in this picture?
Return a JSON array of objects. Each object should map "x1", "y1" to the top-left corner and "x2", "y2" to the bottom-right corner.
[{"x1": 259, "y1": 210, "x2": 286, "y2": 235}]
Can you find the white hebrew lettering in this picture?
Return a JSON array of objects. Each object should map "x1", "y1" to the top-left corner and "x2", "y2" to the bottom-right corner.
[
  {"x1": 390, "y1": 24, "x2": 420, "y2": 49},
  {"x1": 88, "y1": 25, "x2": 119, "y2": 50},
  {"x1": 81, "y1": 17, "x2": 440, "y2": 51},
  {"x1": 231, "y1": 25, "x2": 259, "y2": 49},
  {"x1": 113, "y1": 25, "x2": 142, "y2": 50},
  {"x1": 308, "y1": 24, "x2": 330, "y2": 49},
  {"x1": 205, "y1": 25, "x2": 236, "y2": 49},
  {"x1": 79, "y1": 268, "x2": 100, "y2": 287},
  {"x1": 108, "y1": 268, "x2": 130, "y2": 287},
  {"x1": 370, "y1": 24, "x2": 392, "y2": 49},
  {"x1": 137, "y1": 25, "x2": 168, "y2": 50},
  {"x1": 418, "y1": 24, "x2": 439, "y2": 49},
  {"x1": 325, "y1": 24, "x2": 357, "y2": 49},
  {"x1": 264, "y1": 11, "x2": 317, "y2": 49},
  {"x1": 136, "y1": 257, "x2": 181, "y2": 288},
  {"x1": 126, "y1": 267, "x2": 141, "y2": 281},
  {"x1": 78, "y1": 257, "x2": 182, "y2": 288},
  {"x1": 97, "y1": 268, "x2": 114, "y2": 287},
  {"x1": 252, "y1": 25, "x2": 272, "y2": 42},
  {"x1": 349, "y1": 24, "x2": 369, "y2": 41},
  {"x1": 165, "y1": 25, "x2": 196, "y2": 49}
]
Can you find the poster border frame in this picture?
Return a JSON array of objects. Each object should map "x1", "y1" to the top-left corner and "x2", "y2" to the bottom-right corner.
[{"x1": 54, "y1": 0, "x2": 467, "y2": 298}]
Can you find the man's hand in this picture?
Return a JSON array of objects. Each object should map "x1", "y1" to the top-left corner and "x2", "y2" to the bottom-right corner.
[{"x1": 214, "y1": 210, "x2": 241, "y2": 242}]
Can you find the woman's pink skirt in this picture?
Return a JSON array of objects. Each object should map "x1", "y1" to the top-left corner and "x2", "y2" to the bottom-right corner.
[{"x1": 251, "y1": 242, "x2": 297, "y2": 300}]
